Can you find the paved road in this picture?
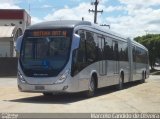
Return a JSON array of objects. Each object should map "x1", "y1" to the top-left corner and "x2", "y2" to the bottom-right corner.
[{"x1": 0, "y1": 76, "x2": 160, "y2": 113}]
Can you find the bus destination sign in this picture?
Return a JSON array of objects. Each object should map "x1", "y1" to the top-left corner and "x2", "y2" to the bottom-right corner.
[{"x1": 32, "y1": 30, "x2": 67, "y2": 37}]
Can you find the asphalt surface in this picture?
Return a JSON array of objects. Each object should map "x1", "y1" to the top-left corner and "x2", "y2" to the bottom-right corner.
[{"x1": 0, "y1": 75, "x2": 160, "y2": 113}]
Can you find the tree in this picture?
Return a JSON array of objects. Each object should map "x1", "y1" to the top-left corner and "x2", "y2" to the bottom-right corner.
[{"x1": 134, "y1": 34, "x2": 160, "y2": 69}]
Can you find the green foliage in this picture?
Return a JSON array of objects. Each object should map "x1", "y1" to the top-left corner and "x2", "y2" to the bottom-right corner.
[{"x1": 134, "y1": 34, "x2": 160, "y2": 69}]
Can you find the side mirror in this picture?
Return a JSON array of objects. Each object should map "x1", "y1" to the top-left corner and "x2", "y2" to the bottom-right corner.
[
  {"x1": 71, "y1": 34, "x2": 80, "y2": 76},
  {"x1": 16, "y1": 35, "x2": 23, "y2": 53},
  {"x1": 72, "y1": 34, "x2": 80, "y2": 50}
]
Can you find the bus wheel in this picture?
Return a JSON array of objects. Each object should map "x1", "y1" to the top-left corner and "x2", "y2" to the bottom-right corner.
[
  {"x1": 141, "y1": 72, "x2": 145, "y2": 83},
  {"x1": 43, "y1": 92, "x2": 53, "y2": 96},
  {"x1": 117, "y1": 74, "x2": 123, "y2": 90},
  {"x1": 85, "y1": 76, "x2": 96, "y2": 97},
  {"x1": 145, "y1": 71, "x2": 147, "y2": 79}
]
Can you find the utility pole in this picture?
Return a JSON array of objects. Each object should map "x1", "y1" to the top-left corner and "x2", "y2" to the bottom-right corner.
[{"x1": 89, "y1": 0, "x2": 103, "y2": 24}]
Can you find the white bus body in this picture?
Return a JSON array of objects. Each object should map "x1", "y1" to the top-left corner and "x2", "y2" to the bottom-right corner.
[{"x1": 17, "y1": 20, "x2": 149, "y2": 96}]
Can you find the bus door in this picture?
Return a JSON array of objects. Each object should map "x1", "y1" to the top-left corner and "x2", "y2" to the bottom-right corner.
[
  {"x1": 98, "y1": 37, "x2": 107, "y2": 75},
  {"x1": 113, "y1": 41, "x2": 119, "y2": 74},
  {"x1": 132, "y1": 46, "x2": 137, "y2": 80}
]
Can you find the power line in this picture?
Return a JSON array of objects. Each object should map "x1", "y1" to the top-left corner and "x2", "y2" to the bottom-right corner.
[{"x1": 89, "y1": 0, "x2": 103, "y2": 24}]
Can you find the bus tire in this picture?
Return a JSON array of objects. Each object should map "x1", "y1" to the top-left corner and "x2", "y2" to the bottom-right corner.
[
  {"x1": 141, "y1": 71, "x2": 145, "y2": 83},
  {"x1": 85, "y1": 76, "x2": 96, "y2": 97},
  {"x1": 117, "y1": 73, "x2": 124, "y2": 90},
  {"x1": 43, "y1": 92, "x2": 53, "y2": 96}
]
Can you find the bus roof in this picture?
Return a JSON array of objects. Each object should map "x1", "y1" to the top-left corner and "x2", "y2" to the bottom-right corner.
[
  {"x1": 27, "y1": 20, "x2": 92, "y2": 29},
  {"x1": 131, "y1": 39, "x2": 148, "y2": 51},
  {"x1": 27, "y1": 20, "x2": 127, "y2": 40}
]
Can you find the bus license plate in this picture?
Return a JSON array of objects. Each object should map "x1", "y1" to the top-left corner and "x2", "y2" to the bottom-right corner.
[{"x1": 35, "y1": 86, "x2": 45, "y2": 90}]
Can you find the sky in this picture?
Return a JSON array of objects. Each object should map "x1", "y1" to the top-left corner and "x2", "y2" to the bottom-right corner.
[{"x1": 0, "y1": 0, "x2": 160, "y2": 38}]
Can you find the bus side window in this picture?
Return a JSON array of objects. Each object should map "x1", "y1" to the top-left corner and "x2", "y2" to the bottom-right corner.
[
  {"x1": 77, "y1": 30, "x2": 86, "y2": 63},
  {"x1": 97, "y1": 37, "x2": 103, "y2": 61},
  {"x1": 86, "y1": 31, "x2": 97, "y2": 64},
  {"x1": 71, "y1": 30, "x2": 98, "y2": 76},
  {"x1": 118, "y1": 41, "x2": 128, "y2": 61},
  {"x1": 112, "y1": 40, "x2": 119, "y2": 61},
  {"x1": 104, "y1": 37, "x2": 113, "y2": 60}
]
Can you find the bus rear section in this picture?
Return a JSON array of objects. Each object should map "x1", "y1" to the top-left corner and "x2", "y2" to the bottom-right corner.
[{"x1": 17, "y1": 28, "x2": 80, "y2": 93}]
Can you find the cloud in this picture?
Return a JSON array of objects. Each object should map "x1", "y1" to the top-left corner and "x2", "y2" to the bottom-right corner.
[
  {"x1": 41, "y1": 4, "x2": 52, "y2": 8},
  {"x1": 26, "y1": 0, "x2": 45, "y2": 3},
  {"x1": 101, "y1": 0, "x2": 160, "y2": 38},
  {"x1": 119, "y1": 0, "x2": 160, "y2": 8},
  {"x1": 0, "y1": 0, "x2": 19, "y2": 4},
  {"x1": 31, "y1": 16, "x2": 43, "y2": 24},
  {"x1": 0, "y1": 2, "x2": 20, "y2": 9},
  {"x1": 44, "y1": 2, "x2": 94, "y2": 22},
  {"x1": 103, "y1": 6, "x2": 126, "y2": 12},
  {"x1": 148, "y1": 19, "x2": 160, "y2": 25}
]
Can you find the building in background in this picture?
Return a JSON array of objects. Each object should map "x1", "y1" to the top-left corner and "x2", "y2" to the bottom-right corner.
[
  {"x1": 0, "y1": 9, "x2": 31, "y2": 57},
  {"x1": 0, "y1": 9, "x2": 31, "y2": 32},
  {"x1": 0, "y1": 26, "x2": 22, "y2": 57}
]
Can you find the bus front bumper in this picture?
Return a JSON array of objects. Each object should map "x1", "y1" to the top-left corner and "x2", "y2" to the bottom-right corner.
[{"x1": 17, "y1": 80, "x2": 78, "y2": 93}]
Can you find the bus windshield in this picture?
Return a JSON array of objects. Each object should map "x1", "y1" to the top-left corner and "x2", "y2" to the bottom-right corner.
[{"x1": 20, "y1": 29, "x2": 73, "y2": 77}]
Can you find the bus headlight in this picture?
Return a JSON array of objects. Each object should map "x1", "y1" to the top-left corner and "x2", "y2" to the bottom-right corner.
[
  {"x1": 18, "y1": 71, "x2": 26, "y2": 83},
  {"x1": 55, "y1": 69, "x2": 70, "y2": 84}
]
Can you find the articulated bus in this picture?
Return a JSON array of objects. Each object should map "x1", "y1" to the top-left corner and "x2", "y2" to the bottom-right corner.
[{"x1": 16, "y1": 20, "x2": 149, "y2": 97}]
